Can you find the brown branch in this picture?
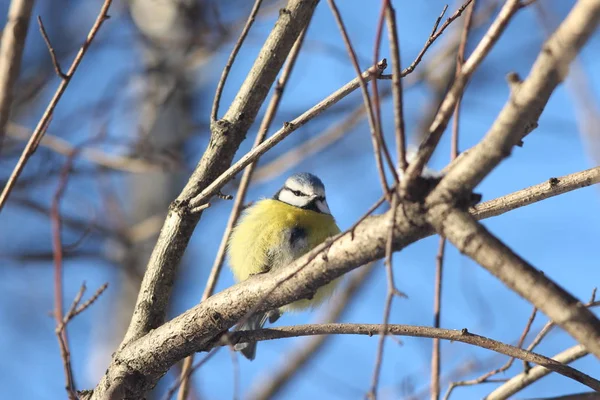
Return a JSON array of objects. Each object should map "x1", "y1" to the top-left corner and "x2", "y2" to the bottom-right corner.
[
  {"x1": 0, "y1": 0, "x2": 114, "y2": 213},
  {"x1": 0, "y1": 0, "x2": 34, "y2": 152},
  {"x1": 93, "y1": 162, "x2": 598, "y2": 399},
  {"x1": 525, "y1": 299, "x2": 600, "y2": 356},
  {"x1": 401, "y1": 1, "x2": 474, "y2": 78},
  {"x1": 424, "y1": 0, "x2": 600, "y2": 361},
  {"x1": 430, "y1": 237, "x2": 446, "y2": 400},
  {"x1": 211, "y1": 0, "x2": 264, "y2": 122},
  {"x1": 38, "y1": 16, "x2": 67, "y2": 79},
  {"x1": 486, "y1": 344, "x2": 589, "y2": 400},
  {"x1": 402, "y1": 0, "x2": 520, "y2": 194},
  {"x1": 432, "y1": 3, "x2": 476, "y2": 398},
  {"x1": 472, "y1": 166, "x2": 600, "y2": 219},
  {"x1": 227, "y1": 323, "x2": 600, "y2": 392},
  {"x1": 177, "y1": 24, "x2": 310, "y2": 400},
  {"x1": 384, "y1": 2, "x2": 407, "y2": 172},
  {"x1": 368, "y1": 193, "x2": 404, "y2": 399},
  {"x1": 92, "y1": 2, "x2": 320, "y2": 398}
]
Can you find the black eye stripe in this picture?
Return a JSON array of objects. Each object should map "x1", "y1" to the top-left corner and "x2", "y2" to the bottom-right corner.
[{"x1": 285, "y1": 187, "x2": 307, "y2": 197}]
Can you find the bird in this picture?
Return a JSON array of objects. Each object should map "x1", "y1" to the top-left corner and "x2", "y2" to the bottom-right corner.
[{"x1": 227, "y1": 172, "x2": 341, "y2": 360}]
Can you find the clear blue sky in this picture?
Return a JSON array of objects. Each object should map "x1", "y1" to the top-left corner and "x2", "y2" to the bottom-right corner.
[{"x1": 1, "y1": 0, "x2": 599, "y2": 399}]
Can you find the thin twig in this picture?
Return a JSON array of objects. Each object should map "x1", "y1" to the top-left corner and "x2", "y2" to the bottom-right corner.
[
  {"x1": 432, "y1": 3, "x2": 476, "y2": 399},
  {"x1": 486, "y1": 344, "x2": 588, "y2": 400},
  {"x1": 0, "y1": 0, "x2": 35, "y2": 152},
  {"x1": 228, "y1": 323, "x2": 600, "y2": 392},
  {"x1": 430, "y1": 238, "x2": 446, "y2": 400},
  {"x1": 189, "y1": 61, "x2": 387, "y2": 210},
  {"x1": 38, "y1": 16, "x2": 67, "y2": 79},
  {"x1": 401, "y1": 0, "x2": 472, "y2": 77},
  {"x1": 368, "y1": 192, "x2": 403, "y2": 399},
  {"x1": 0, "y1": 0, "x2": 114, "y2": 214},
  {"x1": 176, "y1": 24, "x2": 309, "y2": 400},
  {"x1": 472, "y1": 166, "x2": 600, "y2": 220},
  {"x1": 402, "y1": 0, "x2": 520, "y2": 194},
  {"x1": 443, "y1": 307, "x2": 537, "y2": 400},
  {"x1": 384, "y1": 2, "x2": 407, "y2": 172},
  {"x1": 211, "y1": 0, "x2": 264, "y2": 122},
  {"x1": 327, "y1": 0, "x2": 396, "y2": 199}
]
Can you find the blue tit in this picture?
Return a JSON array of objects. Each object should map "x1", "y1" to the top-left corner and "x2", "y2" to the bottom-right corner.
[{"x1": 227, "y1": 172, "x2": 341, "y2": 360}]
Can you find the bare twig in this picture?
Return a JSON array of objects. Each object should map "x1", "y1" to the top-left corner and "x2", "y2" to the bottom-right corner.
[
  {"x1": 443, "y1": 307, "x2": 537, "y2": 400},
  {"x1": 327, "y1": 0, "x2": 396, "y2": 198},
  {"x1": 229, "y1": 324, "x2": 600, "y2": 392},
  {"x1": 38, "y1": 16, "x2": 67, "y2": 79},
  {"x1": 384, "y1": 2, "x2": 407, "y2": 172},
  {"x1": 211, "y1": 0, "x2": 264, "y2": 122},
  {"x1": 432, "y1": 3, "x2": 476, "y2": 398},
  {"x1": 430, "y1": 238, "x2": 446, "y2": 400},
  {"x1": 0, "y1": 0, "x2": 34, "y2": 152},
  {"x1": 526, "y1": 299, "x2": 600, "y2": 355},
  {"x1": 486, "y1": 345, "x2": 589, "y2": 400},
  {"x1": 401, "y1": 1, "x2": 472, "y2": 77},
  {"x1": 472, "y1": 166, "x2": 600, "y2": 219},
  {"x1": 368, "y1": 193, "x2": 403, "y2": 399},
  {"x1": 188, "y1": 60, "x2": 387, "y2": 211},
  {"x1": 0, "y1": 0, "x2": 114, "y2": 213},
  {"x1": 402, "y1": 0, "x2": 520, "y2": 194},
  {"x1": 177, "y1": 25, "x2": 309, "y2": 400}
]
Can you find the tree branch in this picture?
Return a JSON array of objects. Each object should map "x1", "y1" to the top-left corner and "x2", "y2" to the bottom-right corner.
[
  {"x1": 227, "y1": 324, "x2": 600, "y2": 392},
  {"x1": 0, "y1": 0, "x2": 113, "y2": 213},
  {"x1": 485, "y1": 344, "x2": 589, "y2": 400},
  {"x1": 0, "y1": 0, "x2": 34, "y2": 152}
]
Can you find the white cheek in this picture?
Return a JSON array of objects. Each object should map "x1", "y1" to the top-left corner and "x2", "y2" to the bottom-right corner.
[{"x1": 278, "y1": 190, "x2": 306, "y2": 208}]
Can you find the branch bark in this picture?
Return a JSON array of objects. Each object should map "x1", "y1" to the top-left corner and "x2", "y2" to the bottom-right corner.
[
  {"x1": 91, "y1": 1, "x2": 319, "y2": 398},
  {"x1": 228, "y1": 324, "x2": 600, "y2": 391},
  {"x1": 485, "y1": 344, "x2": 589, "y2": 400},
  {"x1": 0, "y1": 0, "x2": 35, "y2": 151}
]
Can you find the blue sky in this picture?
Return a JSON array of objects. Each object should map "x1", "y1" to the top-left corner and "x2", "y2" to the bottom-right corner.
[{"x1": 1, "y1": 0, "x2": 599, "y2": 399}]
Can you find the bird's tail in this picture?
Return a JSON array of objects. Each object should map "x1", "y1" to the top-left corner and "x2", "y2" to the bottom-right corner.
[{"x1": 234, "y1": 310, "x2": 281, "y2": 360}]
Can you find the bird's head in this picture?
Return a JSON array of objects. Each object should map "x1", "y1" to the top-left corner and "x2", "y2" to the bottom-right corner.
[{"x1": 275, "y1": 173, "x2": 331, "y2": 215}]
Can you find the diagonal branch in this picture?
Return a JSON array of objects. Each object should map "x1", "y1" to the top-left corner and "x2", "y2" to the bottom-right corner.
[
  {"x1": 0, "y1": 0, "x2": 113, "y2": 213},
  {"x1": 426, "y1": 206, "x2": 600, "y2": 359},
  {"x1": 485, "y1": 344, "x2": 589, "y2": 400},
  {"x1": 96, "y1": 165, "x2": 598, "y2": 398}
]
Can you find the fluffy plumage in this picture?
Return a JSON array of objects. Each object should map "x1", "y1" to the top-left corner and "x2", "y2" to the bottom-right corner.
[{"x1": 227, "y1": 173, "x2": 340, "y2": 359}]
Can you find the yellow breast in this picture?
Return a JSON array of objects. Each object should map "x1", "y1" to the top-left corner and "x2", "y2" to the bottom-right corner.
[{"x1": 227, "y1": 199, "x2": 341, "y2": 311}]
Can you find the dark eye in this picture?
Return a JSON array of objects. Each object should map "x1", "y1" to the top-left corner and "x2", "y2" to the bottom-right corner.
[{"x1": 291, "y1": 189, "x2": 304, "y2": 196}]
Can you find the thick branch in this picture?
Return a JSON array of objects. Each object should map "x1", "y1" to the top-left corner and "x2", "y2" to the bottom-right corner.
[
  {"x1": 92, "y1": 1, "x2": 319, "y2": 398},
  {"x1": 427, "y1": 206, "x2": 600, "y2": 359},
  {"x1": 89, "y1": 165, "x2": 598, "y2": 397},
  {"x1": 431, "y1": 0, "x2": 600, "y2": 200},
  {"x1": 119, "y1": 0, "x2": 319, "y2": 348}
]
